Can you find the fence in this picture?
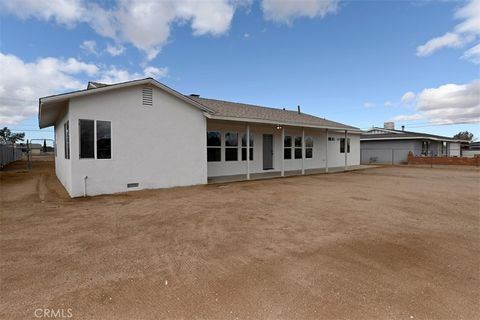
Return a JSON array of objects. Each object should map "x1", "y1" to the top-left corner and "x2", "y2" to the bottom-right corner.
[
  {"x1": 0, "y1": 144, "x2": 24, "y2": 168},
  {"x1": 361, "y1": 148, "x2": 412, "y2": 165},
  {"x1": 408, "y1": 152, "x2": 479, "y2": 166}
]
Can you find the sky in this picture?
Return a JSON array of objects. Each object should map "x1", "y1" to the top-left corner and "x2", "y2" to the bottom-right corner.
[{"x1": 0, "y1": 0, "x2": 479, "y2": 143}]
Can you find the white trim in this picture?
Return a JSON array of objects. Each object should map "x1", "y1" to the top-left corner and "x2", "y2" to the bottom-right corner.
[
  {"x1": 39, "y1": 78, "x2": 214, "y2": 128},
  {"x1": 301, "y1": 128, "x2": 305, "y2": 175}
]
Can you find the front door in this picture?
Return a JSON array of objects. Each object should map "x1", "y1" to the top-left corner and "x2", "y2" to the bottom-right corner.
[{"x1": 263, "y1": 134, "x2": 273, "y2": 170}]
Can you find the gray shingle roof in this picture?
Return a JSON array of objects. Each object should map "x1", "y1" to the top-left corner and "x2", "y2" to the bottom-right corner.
[
  {"x1": 188, "y1": 96, "x2": 359, "y2": 131},
  {"x1": 361, "y1": 128, "x2": 464, "y2": 142}
]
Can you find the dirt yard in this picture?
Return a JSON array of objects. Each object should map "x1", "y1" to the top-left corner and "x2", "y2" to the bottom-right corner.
[{"x1": 1, "y1": 160, "x2": 479, "y2": 320}]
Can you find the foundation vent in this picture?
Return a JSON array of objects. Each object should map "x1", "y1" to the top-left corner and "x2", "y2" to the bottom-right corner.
[
  {"x1": 142, "y1": 87, "x2": 153, "y2": 106},
  {"x1": 127, "y1": 183, "x2": 139, "y2": 188}
]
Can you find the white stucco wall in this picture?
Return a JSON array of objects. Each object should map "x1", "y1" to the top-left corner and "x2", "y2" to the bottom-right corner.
[
  {"x1": 449, "y1": 142, "x2": 461, "y2": 156},
  {"x1": 54, "y1": 106, "x2": 72, "y2": 195},
  {"x1": 207, "y1": 120, "x2": 360, "y2": 177},
  {"x1": 66, "y1": 85, "x2": 207, "y2": 197}
]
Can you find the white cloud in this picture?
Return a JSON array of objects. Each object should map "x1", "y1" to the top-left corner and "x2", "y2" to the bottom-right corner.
[
  {"x1": 0, "y1": 53, "x2": 168, "y2": 125},
  {"x1": 0, "y1": 0, "x2": 86, "y2": 25},
  {"x1": 462, "y1": 43, "x2": 480, "y2": 64},
  {"x1": 0, "y1": 53, "x2": 94, "y2": 125},
  {"x1": 384, "y1": 101, "x2": 394, "y2": 107},
  {"x1": 363, "y1": 102, "x2": 375, "y2": 108},
  {"x1": 416, "y1": 0, "x2": 480, "y2": 60},
  {"x1": 1, "y1": 0, "x2": 239, "y2": 60},
  {"x1": 80, "y1": 40, "x2": 98, "y2": 55},
  {"x1": 262, "y1": 0, "x2": 338, "y2": 23},
  {"x1": 392, "y1": 80, "x2": 480, "y2": 124},
  {"x1": 416, "y1": 32, "x2": 470, "y2": 57},
  {"x1": 143, "y1": 66, "x2": 169, "y2": 79},
  {"x1": 401, "y1": 91, "x2": 416, "y2": 104},
  {"x1": 106, "y1": 43, "x2": 126, "y2": 56}
]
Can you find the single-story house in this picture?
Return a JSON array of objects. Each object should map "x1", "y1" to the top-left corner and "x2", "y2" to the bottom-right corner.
[
  {"x1": 39, "y1": 78, "x2": 362, "y2": 197},
  {"x1": 360, "y1": 123, "x2": 466, "y2": 164}
]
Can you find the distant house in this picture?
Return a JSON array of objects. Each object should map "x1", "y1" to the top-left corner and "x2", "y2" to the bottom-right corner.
[
  {"x1": 360, "y1": 123, "x2": 466, "y2": 164},
  {"x1": 27, "y1": 143, "x2": 42, "y2": 155},
  {"x1": 38, "y1": 78, "x2": 362, "y2": 197},
  {"x1": 463, "y1": 141, "x2": 480, "y2": 158}
]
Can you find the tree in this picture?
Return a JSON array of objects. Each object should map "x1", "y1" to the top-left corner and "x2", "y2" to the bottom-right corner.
[
  {"x1": 43, "y1": 139, "x2": 47, "y2": 152},
  {"x1": 453, "y1": 131, "x2": 474, "y2": 142},
  {"x1": 0, "y1": 127, "x2": 25, "y2": 144}
]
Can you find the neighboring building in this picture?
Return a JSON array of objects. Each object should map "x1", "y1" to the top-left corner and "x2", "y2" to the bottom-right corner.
[
  {"x1": 28, "y1": 143, "x2": 42, "y2": 155},
  {"x1": 360, "y1": 123, "x2": 466, "y2": 164},
  {"x1": 463, "y1": 141, "x2": 480, "y2": 158},
  {"x1": 39, "y1": 78, "x2": 362, "y2": 197}
]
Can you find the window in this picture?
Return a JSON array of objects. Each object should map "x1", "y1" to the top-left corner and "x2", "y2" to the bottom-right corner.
[
  {"x1": 79, "y1": 119, "x2": 94, "y2": 158},
  {"x1": 284, "y1": 136, "x2": 292, "y2": 159},
  {"x1": 96, "y1": 121, "x2": 111, "y2": 159},
  {"x1": 305, "y1": 136, "x2": 313, "y2": 158},
  {"x1": 340, "y1": 138, "x2": 350, "y2": 153},
  {"x1": 422, "y1": 141, "x2": 430, "y2": 155},
  {"x1": 64, "y1": 121, "x2": 70, "y2": 159},
  {"x1": 328, "y1": 137, "x2": 335, "y2": 141},
  {"x1": 225, "y1": 133, "x2": 238, "y2": 161},
  {"x1": 207, "y1": 132, "x2": 221, "y2": 162},
  {"x1": 294, "y1": 136, "x2": 302, "y2": 159},
  {"x1": 441, "y1": 141, "x2": 448, "y2": 155},
  {"x1": 241, "y1": 133, "x2": 254, "y2": 161}
]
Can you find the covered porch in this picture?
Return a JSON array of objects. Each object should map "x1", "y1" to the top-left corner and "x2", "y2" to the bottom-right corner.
[{"x1": 206, "y1": 118, "x2": 362, "y2": 182}]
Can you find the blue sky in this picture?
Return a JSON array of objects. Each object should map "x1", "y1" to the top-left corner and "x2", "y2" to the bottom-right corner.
[{"x1": 1, "y1": 0, "x2": 479, "y2": 142}]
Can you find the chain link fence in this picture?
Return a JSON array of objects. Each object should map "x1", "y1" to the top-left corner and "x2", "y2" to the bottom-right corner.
[{"x1": 361, "y1": 148, "x2": 412, "y2": 165}]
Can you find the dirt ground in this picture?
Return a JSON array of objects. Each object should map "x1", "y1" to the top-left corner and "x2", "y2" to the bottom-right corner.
[{"x1": 1, "y1": 160, "x2": 479, "y2": 320}]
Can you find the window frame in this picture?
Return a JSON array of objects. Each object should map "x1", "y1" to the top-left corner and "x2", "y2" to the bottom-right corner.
[
  {"x1": 224, "y1": 132, "x2": 239, "y2": 162},
  {"x1": 340, "y1": 138, "x2": 351, "y2": 154},
  {"x1": 241, "y1": 133, "x2": 254, "y2": 161},
  {"x1": 294, "y1": 136, "x2": 302, "y2": 159},
  {"x1": 64, "y1": 120, "x2": 70, "y2": 159},
  {"x1": 207, "y1": 131, "x2": 222, "y2": 162},
  {"x1": 79, "y1": 119, "x2": 95, "y2": 159},
  {"x1": 79, "y1": 119, "x2": 112, "y2": 160},
  {"x1": 96, "y1": 120, "x2": 112, "y2": 160},
  {"x1": 305, "y1": 136, "x2": 313, "y2": 159},
  {"x1": 284, "y1": 135, "x2": 292, "y2": 160}
]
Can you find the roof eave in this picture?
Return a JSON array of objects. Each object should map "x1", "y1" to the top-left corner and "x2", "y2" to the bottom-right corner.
[
  {"x1": 208, "y1": 115, "x2": 363, "y2": 133},
  {"x1": 361, "y1": 136, "x2": 466, "y2": 143}
]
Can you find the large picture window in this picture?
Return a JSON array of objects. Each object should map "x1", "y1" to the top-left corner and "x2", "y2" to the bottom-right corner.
[
  {"x1": 241, "y1": 133, "x2": 254, "y2": 161},
  {"x1": 294, "y1": 136, "x2": 302, "y2": 159},
  {"x1": 79, "y1": 119, "x2": 94, "y2": 158},
  {"x1": 305, "y1": 136, "x2": 313, "y2": 158},
  {"x1": 64, "y1": 121, "x2": 70, "y2": 159},
  {"x1": 96, "y1": 121, "x2": 111, "y2": 159},
  {"x1": 207, "y1": 132, "x2": 221, "y2": 162},
  {"x1": 340, "y1": 138, "x2": 350, "y2": 153},
  {"x1": 284, "y1": 136, "x2": 292, "y2": 159},
  {"x1": 225, "y1": 132, "x2": 238, "y2": 161}
]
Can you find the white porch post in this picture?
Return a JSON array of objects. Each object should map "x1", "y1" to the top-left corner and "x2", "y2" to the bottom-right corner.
[
  {"x1": 325, "y1": 129, "x2": 329, "y2": 173},
  {"x1": 301, "y1": 127, "x2": 305, "y2": 175},
  {"x1": 344, "y1": 130, "x2": 348, "y2": 171},
  {"x1": 246, "y1": 123, "x2": 250, "y2": 180},
  {"x1": 281, "y1": 126, "x2": 285, "y2": 177}
]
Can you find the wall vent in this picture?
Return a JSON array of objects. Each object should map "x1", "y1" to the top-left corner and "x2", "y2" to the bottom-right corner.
[
  {"x1": 142, "y1": 87, "x2": 153, "y2": 106},
  {"x1": 127, "y1": 183, "x2": 139, "y2": 188}
]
